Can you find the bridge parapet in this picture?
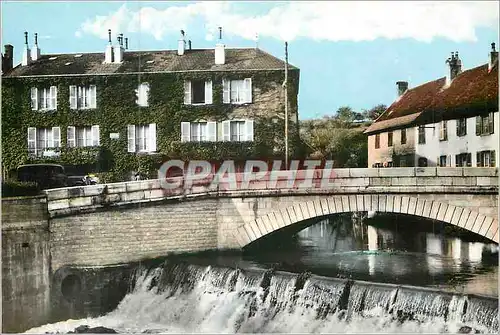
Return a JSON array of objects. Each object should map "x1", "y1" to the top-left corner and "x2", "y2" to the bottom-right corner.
[{"x1": 44, "y1": 168, "x2": 498, "y2": 218}]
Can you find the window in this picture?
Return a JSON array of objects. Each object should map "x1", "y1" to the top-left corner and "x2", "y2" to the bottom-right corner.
[
  {"x1": 439, "y1": 155, "x2": 448, "y2": 167},
  {"x1": 136, "y1": 83, "x2": 150, "y2": 107},
  {"x1": 439, "y1": 120, "x2": 448, "y2": 141},
  {"x1": 31, "y1": 86, "x2": 57, "y2": 110},
  {"x1": 223, "y1": 120, "x2": 254, "y2": 142},
  {"x1": 476, "y1": 113, "x2": 495, "y2": 136},
  {"x1": 455, "y1": 153, "x2": 472, "y2": 167},
  {"x1": 181, "y1": 122, "x2": 216, "y2": 142},
  {"x1": 400, "y1": 128, "x2": 407, "y2": 144},
  {"x1": 127, "y1": 124, "x2": 157, "y2": 153},
  {"x1": 27, "y1": 127, "x2": 61, "y2": 156},
  {"x1": 477, "y1": 150, "x2": 496, "y2": 167},
  {"x1": 222, "y1": 78, "x2": 252, "y2": 104},
  {"x1": 69, "y1": 85, "x2": 96, "y2": 109},
  {"x1": 418, "y1": 126, "x2": 426, "y2": 144},
  {"x1": 399, "y1": 157, "x2": 407, "y2": 167},
  {"x1": 375, "y1": 134, "x2": 380, "y2": 149},
  {"x1": 184, "y1": 80, "x2": 212, "y2": 105},
  {"x1": 456, "y1": 118, "x2": 467, "y2": 137},
  {"x1": 67, "y1": 126, "x2": 100, "y2": 147},
  {"x1": 387, "y1": 131, "x2": 393, "y2": 147},
  {"x1": 418, "y1": 157, "x2": 428, "y2": 167}
]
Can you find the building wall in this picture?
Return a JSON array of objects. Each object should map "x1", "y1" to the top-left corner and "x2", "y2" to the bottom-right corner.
[
  {"x1": 367, "y1": 127, "x2": 416, "y2": 167},
  {"x1": 415, "y1": 111, "x2": 499, "y2": 167}
]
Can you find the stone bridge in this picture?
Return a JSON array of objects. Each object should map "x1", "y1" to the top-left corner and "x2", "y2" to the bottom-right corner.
[{"x1": 42, "y1": 167, "x2": 499, "y2": 272}]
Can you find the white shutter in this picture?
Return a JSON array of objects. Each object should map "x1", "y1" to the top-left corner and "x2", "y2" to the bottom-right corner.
[
  {"x1": 184, "y1": 81, "x2": 191, "y2": 104},
  {"x1": 222, "y1": 79, "x2": 230, "y2": 103},
  {"x1": 204, "y1": 80, "x2": 213, "y2": 104},
  {"x1": 244, "y1": 78, "x2": 252, "y2": 103},
  {"x1": 222, "y1": 120, "x2": 231, "y2": 141},
  {"x1": 67, "y1": 126, "x2": 76, "y2": 147},
  {"x1": 127, "y1": 125, "x2": 136, "y2": 152},
  {"x1": 52, "y1": 127, "x2": 61, "y2": 148},
  {"x1": 148, "y1": 123, "x2": 156, "y2": 152},
  {"x1": 181, "y1": 122, "x2": 191, "y2": 142},
  {"x1": 50, "y1": 86, "x2": 57, "y2": 110},
  {"x1": 245, "y1": 120, "x2": 254, "y2": 141},
  {"x1": 28, "y1": 127, "x2": 37, "y2": 154},
  {"x1": 90, "y1": 85, "x2": 97, "y2": 108},
  {"x1": 69, "y1": 85, "x2": 77, "y2": 109},
  {"x1": 207, "y1": 121, "x2": 217, "y2": 141},
  {"x1": 40, "y1": 89, "x2": 47, "y2": 110},
  {"x1": 91, "y1": 125, "x2": 100, "y2": 146},
  {"x1": 143, "y1": 83, "x2": 150, "y2": 106},
  {"x1": 31, "y1": 87, "x2": 38, "y2": 110}
]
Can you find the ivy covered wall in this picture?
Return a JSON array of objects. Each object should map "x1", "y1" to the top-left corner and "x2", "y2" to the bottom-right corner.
[{"x1": 2, "y1": 69, "x2": 303, "y2": 181}]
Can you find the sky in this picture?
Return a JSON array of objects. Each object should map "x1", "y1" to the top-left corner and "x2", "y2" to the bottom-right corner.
[{"x1": 1, "y1": 1, "x2": 499, "y2": 120}]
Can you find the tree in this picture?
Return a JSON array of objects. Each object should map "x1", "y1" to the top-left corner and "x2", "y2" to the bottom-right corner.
[{"x1": 364, "y1": 104, "x2": 387, "y2": 121}]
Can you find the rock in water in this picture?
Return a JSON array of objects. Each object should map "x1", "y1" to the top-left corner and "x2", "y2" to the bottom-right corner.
[
  {"x1": 69, "y1": 325, "x2": 117, "y2": 333},
  {"x1": 458, "y1": 326, "x2": 480, "y2": 334}
]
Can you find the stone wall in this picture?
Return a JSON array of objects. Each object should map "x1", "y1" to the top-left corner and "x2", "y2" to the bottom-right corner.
[{"x1": 1, "y1": 196, "x2": 51, "y2": 333}]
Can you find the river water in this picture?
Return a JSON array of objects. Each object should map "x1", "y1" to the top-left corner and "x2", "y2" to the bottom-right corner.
[{"x1": 26, "y1": 213, "x2": 498, "y2": 334}]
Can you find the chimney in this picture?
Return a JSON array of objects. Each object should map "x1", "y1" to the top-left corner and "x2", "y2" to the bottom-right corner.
[
  {"x1": 188, "y1": 40, "x2": 192, "y2": 51},
  {"x1": 114, "y1": 33, "x2": 124, "y2": 63},
  {"x1": 178, "y1": 30, "x2": 186, "y2": 56},
  {"x1": 2, "y1": 44, "x2": 13, "y2": 72},
  {"x1": 446, "y1": 51, "x2": 462, "y2": 80},
  {"x1": 125, "y1": 38, "x2": 128, "y2": 50},
  {"x1": 30, "y1": 32, "x2": 41, "y2": 61},
  {"x1": 215, "y1": 27, "x2": 225, "y2": 65},
  {"x1": 489, "y1": 42, "x2": 498, "y2": 71},
  {"x1": 22, "y1": 31, "x2": 31, "y2": 66},
  {"x1": 104, "y1": 29, "x2": 114, "y2": 64},
  {"x1": 396, "y1": 81, "x2": 408, "y2": 96}
]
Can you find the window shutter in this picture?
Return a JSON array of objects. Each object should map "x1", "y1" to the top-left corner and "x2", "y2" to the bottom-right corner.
[
  {"x1": 91, "y1": 125, "x2": 100, "y2": 146},
  {"x1": 476, "y1": 116, "x2": 481, "y2": 135},
  {"x1": 50, "y1": 86, "x2": 57, "y2": 110},
  {"x1": 148, "y1": 123, "x2": 156, "y2": 152},
  {"x1": 476, "y1": 152, "x2": 482, "y2": 167},
  {"x1": 183, "y1": 81, "x2": 191, "y2": 104},
  {"x1": 244, "y1": 78, "x2": 252, "y2": 103},
  {"x1": 89, "y1": 85, "x2": 97, "y2": 108},
  {"x1": 245, "y1": 120, "x2": 254, "y2": 141},
  {"x1": 52, "y1": 127, "x2": 61, "y2": 148},
  {"x1": 467, "y1": 153, "x2": 472, "y2": 167},
  {"x1": 30, "y1": 87, "x2": 38, "y2": 110},
  {"x1": 127, "y1": 125, "x2": 136, "y2": 152},
  {"x1": 489, "y1": 113, "x2": 494, "y2": 134},
  {"x1": 144, "y1": 83, "x2": 150, "y2": 106},
  {"x1": 67, "y1": 126, "x2": 76, "y2": 147},
  {"x1": 491, "y1": 150, "x2": 496, "y2": 167},
  {"x1": 205, "y1": 80, "x2": 213, "y2": 104},
  {"x1": 181, "y1": 122, "x2": 191, "y2": 142},
  {"x1": 443, "y1": 121, "x2": 447, "y2": 140},
  {"x1": 222, "y1": 79, "x2": 230, "y2": 103},
  {"x1": 222, "y1": 120, "x2": 231, "y2": 141},
  {"x1": 28, "y1": 127, "x2": 37, "y2": 154},
  {"x1": 207, "y1": 121, "x2": 217, "y2": 141},
  {"x1": 69, "y1": 85, "x2": 77, "y2": 109}
]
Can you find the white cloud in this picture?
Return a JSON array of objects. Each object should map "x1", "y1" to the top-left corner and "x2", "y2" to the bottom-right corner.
[{"x1": 75, "y1": 1, "x2": 499, "y2": 43}]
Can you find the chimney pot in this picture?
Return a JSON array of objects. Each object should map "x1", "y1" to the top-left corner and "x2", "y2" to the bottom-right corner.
[
  {"x1": 447, "y1": 50, "x2": 462, "y2": 80},
  {"x1": 31, "y1": 32, "x2": 41, "y2": 61},
  {"x1": 22, "y1": 32, "x2": 30, "y2": 66},
  {"x1": 188, "y1": 40, "x2": 192, "y2": 50},
  {"x1": 396, "y1": 81, "x2": 408, "y2": 96},
  {"x1": 24, "y1": 31, "x2": 28, "y2": 45},
  {"x1": 108, "y1": 29, "x2": 112, "y2": 44},
  {"x1": 218, "y1": 27, "x2": 222, "y2": 40},
  {"x1": 125, "y1": 38, "x2": 128, "y2": 50},
  {"x1": 2, "y1": 44, "x2": 14, "y2": 72},
  {"x1": 492, "y1": 43, "x2": 496, "y2": 52},
  {"x1": 34, "y1": 33, "x2": 38, "y2": 45}
]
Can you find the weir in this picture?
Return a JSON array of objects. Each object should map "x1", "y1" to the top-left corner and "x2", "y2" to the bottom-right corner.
[{"x1": 31, "y1": 261, "x2": 499, "y2": 333}]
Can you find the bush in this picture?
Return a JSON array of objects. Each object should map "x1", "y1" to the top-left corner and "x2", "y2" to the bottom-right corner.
[{"x1": 1, "y1": 180, "x2": 41, "y2": 198}]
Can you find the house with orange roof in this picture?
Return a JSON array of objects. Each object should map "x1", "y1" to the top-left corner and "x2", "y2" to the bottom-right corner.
[{"x1": 365, "y1": 43, "x2": 498, "y2": 168}]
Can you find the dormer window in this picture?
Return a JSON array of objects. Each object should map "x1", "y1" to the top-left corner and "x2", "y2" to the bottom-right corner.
[
  {"x1": 136, "y1": 82, "x2": 150, "y2": 107},
  {"x1": 69, "y1": 85, "x2": 96, "y2": 109},
  {"x1": 31, "y1": 87, "x2": 57, "y2": 111}
]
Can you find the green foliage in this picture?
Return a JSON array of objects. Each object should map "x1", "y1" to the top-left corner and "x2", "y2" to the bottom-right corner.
[
  {"x1": 363, "y1": 104, "x2": 387, "y2": 121},
  {"x1": 1, "y1": 180, "x2": 40, "y2": 198},
  {"x1": 2, "y1": 69, "x2": 301, "y2": 178}
]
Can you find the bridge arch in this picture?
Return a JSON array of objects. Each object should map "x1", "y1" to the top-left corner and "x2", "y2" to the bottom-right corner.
[{"x1": 233, "y1": 195, "x2": 499, "y2": 248}]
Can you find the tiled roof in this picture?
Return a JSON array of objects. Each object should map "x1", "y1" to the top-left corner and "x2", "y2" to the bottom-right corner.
[
  {"x1": 365, "y1": 61, "x2": 498, "y2": 134},
  {"x1": 4, "y1": 48, "x2": 297, "y2": 77}
]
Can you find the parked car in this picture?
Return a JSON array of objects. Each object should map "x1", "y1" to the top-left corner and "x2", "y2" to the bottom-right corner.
[{"x1": 16, "y1": 164, "x2": 68, "y2": 190}]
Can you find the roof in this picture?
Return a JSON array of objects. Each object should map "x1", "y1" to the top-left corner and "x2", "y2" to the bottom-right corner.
[
  {"x1": 3, "y1": 47, "x2": 298, "y2": 77},
  {"x1": 365, "y1": 61, "x2": 498, "y2": 135}
]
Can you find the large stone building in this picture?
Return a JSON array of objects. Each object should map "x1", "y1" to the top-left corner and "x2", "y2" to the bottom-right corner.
[
  {"x1": 365, "y1": 44, "x2": 498, "y2": 168},
  {"x1": 2, "y1": 30, "x2": 300, "y2": 180}
]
